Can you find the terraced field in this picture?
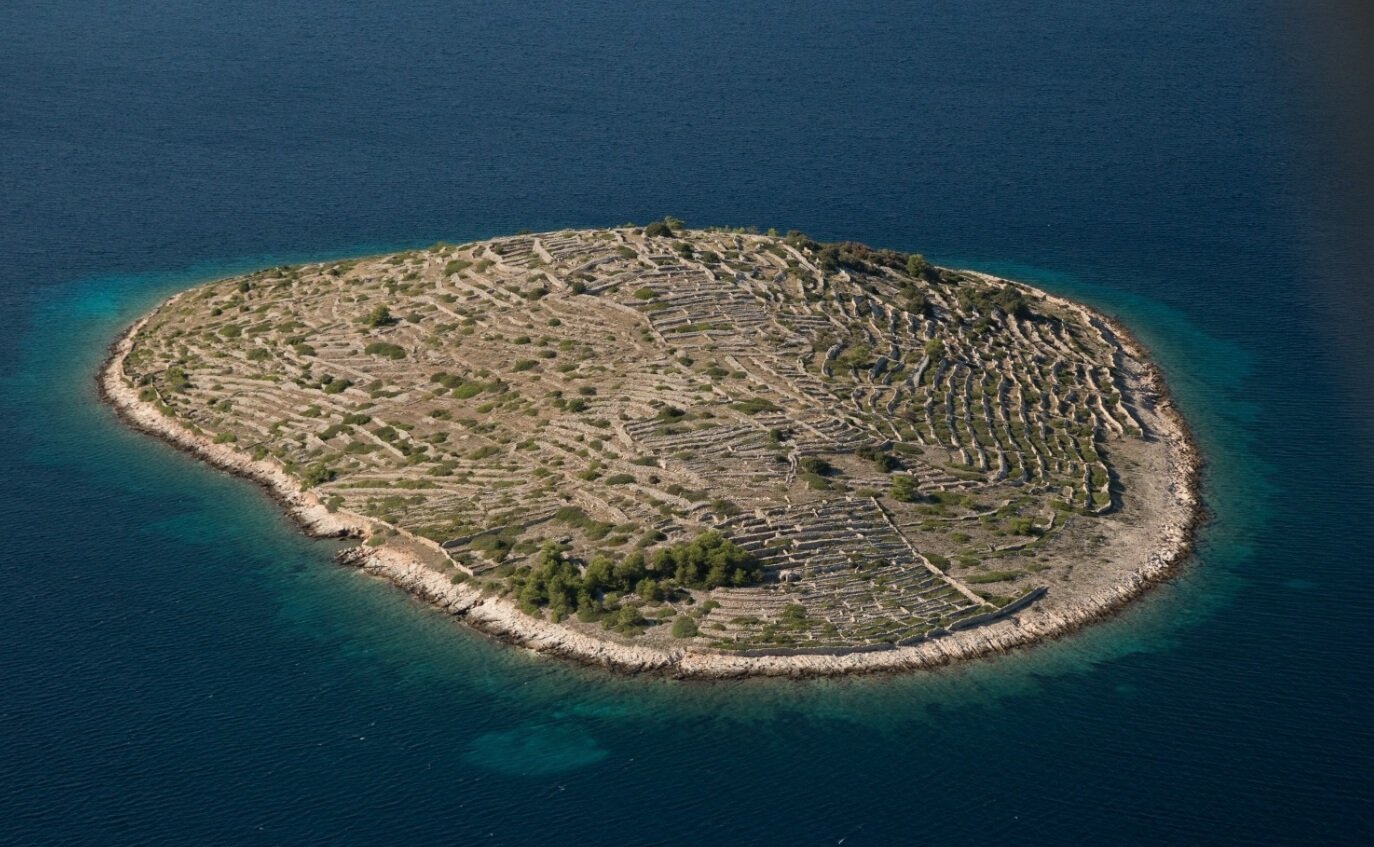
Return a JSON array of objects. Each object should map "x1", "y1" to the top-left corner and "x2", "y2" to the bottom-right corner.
[{"x1": 118, "y1": 224, "x2": 1181, "y2": 655}]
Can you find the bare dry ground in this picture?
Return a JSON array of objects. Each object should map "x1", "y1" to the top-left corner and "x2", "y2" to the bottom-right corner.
[{"x1": 113, "y1": 224, "x2": 1195, "y2": 661}]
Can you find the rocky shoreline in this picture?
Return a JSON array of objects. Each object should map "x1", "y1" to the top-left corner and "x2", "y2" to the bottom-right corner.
[{"x1": 100, "y1": 278, "x2": 1203, "y2": 680}]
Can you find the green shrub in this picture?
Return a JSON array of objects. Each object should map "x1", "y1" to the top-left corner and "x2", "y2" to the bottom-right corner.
[
  {"x1": 857, "y1": 444, "x2": 901, "y2": 472},
  {"x1": 732, "y1": 397, "x2": 779, "y2": 415},
  {"x1": 165, "y1": 366, "x2": 190, "y2": 392},
  {"x1": 890, "y1": 475, "x2": 921, "y2": 502},
  {"x1": 710, "y1": 498, "x2": 741, "y2": 517},
  {"x1": 835, "y1": 343, "x2": 872, "y2": 371},
  {"x1": 671, "y1": 616, "x2": 699, "y2": 638},
  {"x1": 299, "y1": 463, "x2": 336, "y2": 488},
  {"x1": 554, "y1": 506, "x2": 616, "y2": 540},
  {"x1": 362, "y1": 305, "x2": 394, "y2": 327},
  {"x1": 364, "y1": 342, "x2": 405, "y2": 359}
]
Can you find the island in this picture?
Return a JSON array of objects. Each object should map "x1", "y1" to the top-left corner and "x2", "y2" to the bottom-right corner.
[{"x1": 102, "y1": 223, "x2": 1200, "y2": 677}]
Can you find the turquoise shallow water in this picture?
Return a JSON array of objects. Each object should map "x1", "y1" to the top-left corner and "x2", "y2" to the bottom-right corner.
[{"x1": 4, "y1": 0, "x2": 1372, "y2": 843}]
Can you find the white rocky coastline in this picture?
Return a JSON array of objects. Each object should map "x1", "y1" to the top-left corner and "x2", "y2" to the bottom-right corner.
[{"x1": 101, "y1": 280, "x2": 1202, "y2": 680}]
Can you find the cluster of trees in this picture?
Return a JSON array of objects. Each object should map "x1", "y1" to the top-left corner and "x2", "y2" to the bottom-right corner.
[
  {"x1": 767, "y1": 232, "x2": 955, "y2": 319},
  {"x1": 958, "y1": 283, "x2": 1035, "y2": 321},
  {"x1": 644, "y1": 219, "x2": 674, "y2": 238},
  {"x1": 509, "y1": 532, "x2": 762, "y2": 627},
  {"x1": 896, "y1": 256, "x2": 937, "y2": 316},
  {"x1": 298, "y1": 462, "x2": 337, "y2": 489},
  {"x1": 649, "y1": 530, "x2": 761, "y2": 588},
  {"x1": 836, "y1": 243, "x2": 907, "y2": 273},
  {"x1": 638, "y1": 216, "x2": 685, "y2": 238},
  {"x1": 778, "y1": 229, "x2": 930, "y2": 279}
]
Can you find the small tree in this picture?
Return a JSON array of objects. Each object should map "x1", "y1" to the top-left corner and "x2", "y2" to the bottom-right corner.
[
  {"x1": 363, "y1": 304, "x2": 394, "y2": 328},
  {"x1": 890, "y1": 474, "x2": 921, "y2": 503},
  {"x1": 616, "y1": 604, "x2": 644, "y2": 628}
]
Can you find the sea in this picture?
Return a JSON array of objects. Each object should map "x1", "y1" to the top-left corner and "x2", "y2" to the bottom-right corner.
[{"x1": 2, "y1": 1, "x2": 1371, "y2": 844}]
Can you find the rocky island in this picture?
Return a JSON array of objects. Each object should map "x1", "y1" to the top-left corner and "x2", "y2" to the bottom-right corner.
[{"x1": 102, "y1": 224, "x2": 1199, "y2": 677}]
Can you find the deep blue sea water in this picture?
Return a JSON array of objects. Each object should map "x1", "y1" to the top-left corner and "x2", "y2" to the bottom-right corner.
[{"x1": 3, "y1": 1, "x2": 1372, "y2": 844}]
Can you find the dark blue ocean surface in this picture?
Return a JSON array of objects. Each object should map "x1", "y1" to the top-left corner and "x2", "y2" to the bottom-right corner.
[{"x1": 3, "y1": 1, "x2": 1371, "y2": 844}]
